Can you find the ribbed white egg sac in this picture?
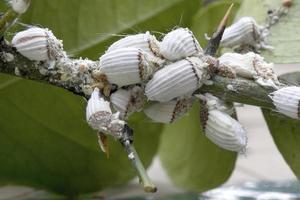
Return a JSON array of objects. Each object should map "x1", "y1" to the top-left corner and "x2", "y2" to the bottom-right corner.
[
  {"x1": 144, "y1": 98, "x2": 194, "y2": 123},
  {"x1": 269, "y1": 86, "x2": 300, "y2": 119},
  {"x1": 100, "y1": 47, "x2": 154, "y2": 87},
  {"x1": 12, "y1": 27, "x2": 65, "y2": 61},
  {"x1": 145, "y1": 57, "x2": 207, "y2": 102},
  {"x1": 160, "y1": 27, "x2": 203, "y2": 61},
  {"x1": 203, "y1": 109, "x2": 248, "y2": 152},
  {"x1": 106, "y1": 32, "x2": 161, "y2": 57}
]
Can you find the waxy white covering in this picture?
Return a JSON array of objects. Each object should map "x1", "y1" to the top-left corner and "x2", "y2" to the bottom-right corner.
[
  {"x1": 160, "y1": 28, "x2": 202, "y2": 61},
  {"x1": 86, "y1": 88, "x2": 112, "y2": 128},
  {"x1": 110, "y1": 86, "x2": 145, "y2": 119},
  {"x1": 86, "y1": 88, "x2": 125, "y2": 138},
  {"x1": 221, "y1": 17, "x2": 262, "y2": 48},
  {"x1": 100, "y1": 47, "x2": 154, "y2": 87},
  {"x1": 107, "y1": 32, "x2": 160, "y2": 57},
  {"x1": 12, "y1": 27, "x2": 65, "y2": 61},
  {"x1": 218, "y1": 52, "x2": 279, "y2": 88},
  {"x1": 269, "y1": 86, "x2": 300, "y2": 119},
  {"x1": 205, "y1": 109, "x2": 247, "y2": 152},
  {"x1": 145, "y1": 57, "x2": 208, "y2": 102},
  {"x1": 199, "y1": 93, "x2": 247, "y2": 152},
  {"x1": 144, "y1": 98, "x2": 194, "y2": 123}
]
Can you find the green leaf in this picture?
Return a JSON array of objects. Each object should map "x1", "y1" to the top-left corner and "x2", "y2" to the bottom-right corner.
[
  {"x1": 262, "y1": 72, "x2": 300, "y2": 178},
  {"x1": 237, "y1": 0, "x2": 300, "y2": 63},
  {"x1": 159, "y1": 102, "x2": 237, "y2": 192},
  {"x1": 13, "y1": 0, "x2": 201, "y2": 59},
  {"x1": 0, "y1": 74, "x2": 162, "y2": 196},
  {"x1": 191, "y1": 0, "x2": 241, "y2": 47}
]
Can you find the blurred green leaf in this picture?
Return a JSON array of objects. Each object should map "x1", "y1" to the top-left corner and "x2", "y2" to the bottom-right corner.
[
  {"x1": 10, "y1": 0, "x2": 202, "y2": 59},
  {"x1": 262, "y1": 72, "x2": 300, "y2": 179},
  {"x1": 237, "y1": 0, "x2": 300, "y2": 63},
  {"x1": 159, "y1": 102, "x2": 237, "y2": 192},
  {"x1": 191, "y1": 0, "x2": 241, "y2": 47},
  {"x1": 0, "y1": 74, "x2": 162, "y2": 196}
]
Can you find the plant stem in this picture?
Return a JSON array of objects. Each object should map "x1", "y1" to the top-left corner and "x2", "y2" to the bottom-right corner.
[
  {"x1": 200, "y1": 75, "x2": 277, "y2": 109},
  {"x1": 0, "y1": 38, "x2": 277, "y2": 109},
  {"x1": 0, "y1": 9, "x2": 19, "y2": 36},
  {"x1": 0, "y1": 39, "x2": 99, "y2": 97},
  {"x1": 121, "y1": 140, "x2": 157, "y2": 193}
]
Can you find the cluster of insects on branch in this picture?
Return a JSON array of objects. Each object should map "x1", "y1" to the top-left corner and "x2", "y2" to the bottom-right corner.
[{"x1": 2, "y1": 0, "x2": 298, "y2": 192}]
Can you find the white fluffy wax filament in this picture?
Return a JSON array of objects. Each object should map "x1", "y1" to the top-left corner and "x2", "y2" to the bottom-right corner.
[{"x1": 120, "y1": 125, "x2": 157, "y2": 193}]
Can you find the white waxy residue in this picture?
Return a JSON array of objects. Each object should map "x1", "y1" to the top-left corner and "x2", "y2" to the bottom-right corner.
[
  {"x1": 220, "y1": 17, "x2": 273, "y2": 50},
  {"x1": 218, "y1": 52, "x2": 279, "y2": 88},
  {"x1": 160, "y1": 28, "x2": 203, "y2": 61},
  {"x1": 107, "y1": 32, "x2": 161, "y2": 57},
  {"x1": 269, "y1": 86, "x2": 300, "y2": 119},
  {"x1": 100, "y1": 47, "x2": 160, "y2": 87},
  {"x1": 110, "y1": 86, "x2": 145, "y2": 119},
  {"x1": 144, "y1": 98, "x2": 194, "y2": 123},
  {"x1": 145, "y1": 56, "x2": 208, "y2": 102},
  {"x1": 198, "y1": 93, "x2": 247, "y2": 152},
  {"x1": 12, "y1": 27, "x2": 65, "y2": 61},
  {"x1": 86, "y1": 88, "x2": 125, "y2": 139}
]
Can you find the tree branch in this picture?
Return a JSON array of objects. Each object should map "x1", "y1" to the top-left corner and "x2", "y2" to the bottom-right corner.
[
  {"x1": 0, "y1": 38, "x2": 99, "y2": 97},
  {"x1": 200, "y1": 76, "x2": 276, "y2": 109},
  {"x1": 0, "y1": 32, "x2": 279, "y2": 111}
]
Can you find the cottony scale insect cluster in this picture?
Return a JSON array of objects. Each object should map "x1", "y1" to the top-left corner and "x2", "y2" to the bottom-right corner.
[
  {"x1": 7, "y1": 3, "x2": 300, "y2": 191},
  {"x1": 11, "y1": 17, "x2": 300, "y2": 154}
]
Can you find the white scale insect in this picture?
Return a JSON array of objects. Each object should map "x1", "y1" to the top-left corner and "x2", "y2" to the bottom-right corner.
[
  {"x1": 12, "y1": 27, "x2": 66, "y2": 61},
  {"x1": 145, "y1": 57, "x2": 208, "y2": 102},
  {"x1": 110, "y1": 86, "x2": 145, "y2": 119},
  {"x1": 220, "y1": 17, "x2": 273, "y2": 51},
  {"x1": 159, "y1": 27, "x2": 203, "y2": 61},
  {"x1": 269, "y1": 86, "x2": 300, "y2": 119},
  {"x1": 144, "y1": 98, "x2": 195, "y2": 124},
  {"x1": 15, "y1": 25, "x2": 300, "y2": 155},
  {"x1": 218, "y1": 52, "x2": 280, "y2": 88},
  {"x1": 106, "y1": 31, "x2": 161, "y2": 57},
  {"x1": 86, "y1": 88, "x2": 125, "y2": 139},
  {"x1": 198, "y1": 93, "x2": 248, "y2": 153}
]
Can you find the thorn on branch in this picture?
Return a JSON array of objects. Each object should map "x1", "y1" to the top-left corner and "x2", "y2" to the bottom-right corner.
[{"x1": 204, "y1": 3, "x2": 234, "y2": 56}]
